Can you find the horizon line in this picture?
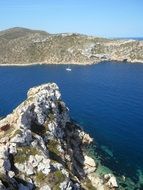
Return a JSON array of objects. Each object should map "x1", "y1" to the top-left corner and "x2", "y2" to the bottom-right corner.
[{"x1": 0, "y1": 26, "x2": 143, "y2": 39}]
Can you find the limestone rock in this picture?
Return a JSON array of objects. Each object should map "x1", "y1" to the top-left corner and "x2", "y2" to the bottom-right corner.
[
  {"x1": 0, "y1": 83, "x2": 118, "y2": 189},
  {"x1": 88, "y1": 173, "x2": 104, "y2": 190},
  {"x1": 37, "y1": 159, "x2": 50, "y2": 175},
  {"x1": 104, "y1": 174, "x2": 118, "y2": 188},
  {"x1": 24, "y1": 163, "x2": 34, "y2": 175},
  {"x1": 40, "y1": 185, "x2": 51, "y2": 190},
  {"x1": 29, "y1": 155, "x2": 38, "y2": 167},
  {"x1": 9, "y1": 143, "x2": 17, "y2": 154},
  {"x1": 8, "y1": 171, "x2": 15, "y2": 178},
  {"x1": 83, "y1": 155, "x2": 96, "y2": 174},
  {"x1": 60, "y1": 180, "x2": 73, "y2": 190},
  {"x1": 79, "y1": 131, "x2": 93, "y2": 144},
  {"x1": 15, "y1": 163, "x2": 25, "y2": 172}
]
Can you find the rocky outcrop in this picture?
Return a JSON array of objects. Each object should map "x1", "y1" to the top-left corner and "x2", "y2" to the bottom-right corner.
[
  {"x1": 0, "y1": 27, "x2": 143, "y2": 65},
  {"x1": 0, "y1": 83, "x2": 118, "y2": 189}
]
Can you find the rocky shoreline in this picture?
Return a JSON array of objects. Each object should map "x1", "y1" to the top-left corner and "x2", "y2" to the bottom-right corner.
[
  {"x1": 0, "y1": 59, "x2": 143, "y2": 67},
  {"x1": 0, "y1": 83, "x2": 118, "y2": 189}
]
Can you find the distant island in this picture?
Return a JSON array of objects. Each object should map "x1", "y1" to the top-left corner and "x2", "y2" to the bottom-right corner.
[{"x1": 0, "y1": 27, "x2": 143, "y2": 65}]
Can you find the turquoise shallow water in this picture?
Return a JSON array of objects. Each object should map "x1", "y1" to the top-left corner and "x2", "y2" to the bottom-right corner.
[{"x1": 0, "y1": 62, "x2": 143, "y2": 189}]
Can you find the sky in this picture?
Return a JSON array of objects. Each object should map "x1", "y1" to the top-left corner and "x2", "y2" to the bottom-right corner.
[{"x1": 0, "y1": 0, "x2": 143, "y2": 37}]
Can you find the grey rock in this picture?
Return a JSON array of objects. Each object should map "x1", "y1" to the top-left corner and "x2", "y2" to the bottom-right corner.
[
  {"x1": 9, "y1": 143, "x2": 17, "y2": 154},
  {"x1": 19, "y1": 183, "x2": 30, "y2": 190},
  {"x1": 60, "y1": 180, "x2": 73, "y2": 190},
  {"x1": 0, "y1": 180, "x2": 6, "y2": 190},
  {"x1": 8, "y1": 171, "x2": 15, "y2": 178},
  {"x1": 25, "y1": 163, "x2": 34, "y2": 175},
  {"x1": 0, "y1": 83, "x2": 117, "y2": 190}
]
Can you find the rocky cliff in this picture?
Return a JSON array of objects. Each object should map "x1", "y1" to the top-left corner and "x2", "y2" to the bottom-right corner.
[
  {"x1": 0, "y1": 83, "x2": 118, "y2": 190},
  {"x1": 0, "y1": 27, "x2": 143, "y2": 65}
]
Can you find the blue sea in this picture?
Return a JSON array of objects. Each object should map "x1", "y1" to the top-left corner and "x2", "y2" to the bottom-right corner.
[
  {"x1": 114, "y1": 37, "x2": 143, "y2": 41},
  {"x1": 0, "y1": 62, "x2": 143, "y2": 189}
]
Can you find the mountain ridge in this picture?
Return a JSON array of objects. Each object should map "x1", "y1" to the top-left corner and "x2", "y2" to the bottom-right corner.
[{"x1": 0, "y1": 27, "x2": 143, "y2": 65}]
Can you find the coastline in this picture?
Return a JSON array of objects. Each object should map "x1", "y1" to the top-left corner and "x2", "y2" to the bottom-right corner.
[
  {"x1": 0, "y1": 62, "x2": 95, "y2": 67},
  {"x1": 0, "y1": 27, "x2": 143, "y2": 68},
  {"x1": 0, "y1": 59, "x2": 143, "y2": 67}
]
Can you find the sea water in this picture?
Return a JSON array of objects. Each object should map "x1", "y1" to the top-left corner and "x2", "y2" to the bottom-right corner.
[{"x1": 0, "y1": 61, "x2": 143, "y2": 189}]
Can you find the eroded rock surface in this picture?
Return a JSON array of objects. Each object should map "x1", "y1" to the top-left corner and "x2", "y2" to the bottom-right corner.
[{"x1": 0, "y1": 83, "x2": 117, "y2": 189}]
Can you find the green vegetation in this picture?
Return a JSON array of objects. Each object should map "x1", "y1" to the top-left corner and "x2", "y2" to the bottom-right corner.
[
  {"x1": 11, "y1": 129, "x2": 22, "y2": 138},
  {"x1": 54, "y1": 170, "x2": 65, "y2": 181},
  {"x1": 48, "y1": 113, "x2": 55, "y2": 121},
  {"x1": 53, "y1": 170, "x2": 66, "y2": 190},
  {"x1": 0, "y1": 27, "x2": 142, "y2": 65},
  {"x1": 48, "y1": 139, "x2": 60, "y2": 155},
  {"x1": 35, "y1": 170, "x2": 66, "y2": 189},
  {"x1": 35, "y1": 172, "x2": 47, "y2": 183},
  {"x1": 14, "y1": 146, "x2": 38, "y2": 163}
]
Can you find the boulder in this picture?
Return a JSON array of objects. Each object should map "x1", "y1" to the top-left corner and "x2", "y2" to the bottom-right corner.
[
  {"x1": 104, "y1": 174, "x2": 118, "y2": 188},
  {"x1": 8, "y1": 171, "x2": 15, "y2": 178},
  {"x1": 88, "y1": 173, "x2": 104, "y2": 190},
  {"x1": 79, "y1": 131, "x2": 93, "y2": 144},
  {"x1": 83, "y1": 155, "x2": 96, "y2": 174}
]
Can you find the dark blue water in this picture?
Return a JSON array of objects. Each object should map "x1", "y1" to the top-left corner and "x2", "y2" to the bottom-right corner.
[
  {"x1": 0, "y1": 62, "x2": 143, "y2": 187},
  {"x1": 129, "y1": 37, "x2": 143, "y2": 41}
]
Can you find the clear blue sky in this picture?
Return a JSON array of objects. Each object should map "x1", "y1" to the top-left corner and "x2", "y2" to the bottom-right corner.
[{"x1": 0, "y1": 0, "x2": 143, "y2": 37}]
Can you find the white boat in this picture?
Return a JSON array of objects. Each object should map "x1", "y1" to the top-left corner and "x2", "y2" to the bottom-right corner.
[{"x1": 66, "y1": 67, "x2": 72, "y2": 71}]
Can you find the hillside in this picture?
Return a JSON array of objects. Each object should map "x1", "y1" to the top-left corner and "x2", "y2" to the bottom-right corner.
[{"x1": 0, "y1": 27, "x2": 143, "y2": 65}]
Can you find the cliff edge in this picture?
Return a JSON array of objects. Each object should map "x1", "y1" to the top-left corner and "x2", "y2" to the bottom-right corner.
[{"x1": 0, "y1": 83, "x2": 118, "y2": 189}]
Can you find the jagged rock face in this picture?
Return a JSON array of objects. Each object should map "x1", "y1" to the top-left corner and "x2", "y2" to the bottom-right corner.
[{"x1": 0, "y1": 83, "x2": 117, "y2": 190}]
